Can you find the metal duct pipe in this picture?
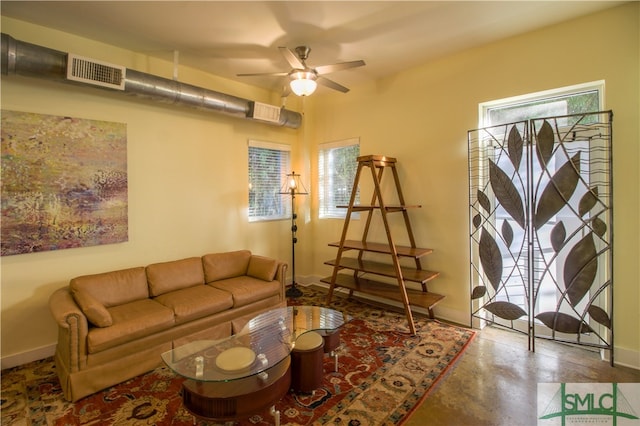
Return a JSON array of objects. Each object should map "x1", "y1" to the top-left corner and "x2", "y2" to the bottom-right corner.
[{"x1": 1, "y1": 33, "x2": 302, "y2": 129}]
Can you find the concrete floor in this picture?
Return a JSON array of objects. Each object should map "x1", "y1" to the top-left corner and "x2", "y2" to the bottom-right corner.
[{"x1": 405, "y1": 326, "x2": 640, "y2": 426}]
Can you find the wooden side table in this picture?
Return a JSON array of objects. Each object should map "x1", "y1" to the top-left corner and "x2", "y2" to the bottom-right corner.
[{"x1": 291, "y1": 331, "x2": 324, "y2": 393}]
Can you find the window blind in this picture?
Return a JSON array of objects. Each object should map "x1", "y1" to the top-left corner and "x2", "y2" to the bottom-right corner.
[
  {"x1": 318, "y1": 138, "x2": 360, "y2": 219},
  {"x1": 248, "y1": 140, "x2": 291, "y2": 222}
]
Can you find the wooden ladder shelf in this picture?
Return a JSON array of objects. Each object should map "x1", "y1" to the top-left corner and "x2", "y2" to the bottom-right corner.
[{"x1": 322, "y1": 155, "x2": 444, "y2": 335}]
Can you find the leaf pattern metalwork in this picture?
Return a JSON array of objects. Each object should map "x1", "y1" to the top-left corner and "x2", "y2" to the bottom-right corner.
[
  {"x1": 507, "y1": 125, "x2": 523, "y2": 170},
  {"x1": 536, "y1": 120, "x2": 554, "y2": 168},
  {"x1": 550, "y1": 221, "x2": 566, "y2": 253},
  {"x1": 564, "y1": 233, "x2": 598, "y2": 307},
  {"x1": 469, "y1": 112, "x2": 612, "y2": 354},
  {"x1": 471, "y1": 286, "x2": 487, "y2": 300},
  {"x1": 592, "y1": 217, "x2": 607, "y2": 238},
  {"x1": 534, "y1": 153, "x2": 581, "y2": 230},
  {"x1": 484, "y1": 301, "x2": 527, "y2": 320},
  {"x1": 477, "y1": 189, "x2": 491, "y2": 213},
  {"x1": 535, "y1": 312, "x2": 593, "y2": 334},
  {"x1": 472, "y1": 213, "x2": 482, "y2": 229},
  {"x1": 489, "y1": 160, "x2": 525, "y2": 229},
  {"x1": 588, "y1": 305, "x2": 611, "y2": 329},
  {"x1": 501, "y1": 220, "x2": 513, "y2": 248},
  {"x1": 479, "y1": 227, "x2": 502, "y2": 291},
  {"x1": 579, "y1": 187, "x2": 599, "y2": 217}
]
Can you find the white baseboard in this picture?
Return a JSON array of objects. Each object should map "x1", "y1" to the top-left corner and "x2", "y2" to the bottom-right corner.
[
  {"x1": 1, "y1": 343, "x2": 56, "y2": 370},
  {"x1": 302, "y1": 275, "x2": 639, "y2": 371},
  {"x1": 612, "y1": 346, "x2": 640, "y2": 370}
]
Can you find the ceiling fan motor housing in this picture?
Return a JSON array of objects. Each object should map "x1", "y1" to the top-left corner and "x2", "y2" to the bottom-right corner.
[{"x1": 294, "y1": 46, "x2": 311, "y2": 62}]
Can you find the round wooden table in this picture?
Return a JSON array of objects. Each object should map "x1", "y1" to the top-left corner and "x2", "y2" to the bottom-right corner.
[{"x1": 161, "y1": 306, "x2": 350, "y2": 425}]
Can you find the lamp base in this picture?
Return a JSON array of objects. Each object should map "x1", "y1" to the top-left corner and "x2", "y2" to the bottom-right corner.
[{"x1": 286, "y1": 283, "x2": 303, "y2": 298}]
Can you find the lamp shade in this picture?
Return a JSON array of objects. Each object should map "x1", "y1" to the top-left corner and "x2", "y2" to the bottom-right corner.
[
  {"x1": 279, "y1": 171, "x2": 309, "y2": 195},
  {"x1": 289, "y1": 71, "x2": 317, "y2": 96}
]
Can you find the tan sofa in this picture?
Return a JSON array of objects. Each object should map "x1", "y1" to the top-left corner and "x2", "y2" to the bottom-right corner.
[{"x1": 49, "y1": 250, "x2": 287, "y2": 401}]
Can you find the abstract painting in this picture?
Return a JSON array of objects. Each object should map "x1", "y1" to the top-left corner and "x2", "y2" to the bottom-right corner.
[{"x1": 1, "y1": 110, "x2": 127, "y2": 256}]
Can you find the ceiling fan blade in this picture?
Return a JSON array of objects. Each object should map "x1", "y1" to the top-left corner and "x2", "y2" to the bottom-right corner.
[
  {"x1": 315, "y1": 60, "x2": 366, "y2": 75},
  {"x1": 279, "y1": 46, "x2": 305, "y2": 69},
  {"x1": 237, "y1": 72, "x2": 289, "y2": 77},
  {"x1": 317, "y1": 76, "x2": 349, "y2": 93}
]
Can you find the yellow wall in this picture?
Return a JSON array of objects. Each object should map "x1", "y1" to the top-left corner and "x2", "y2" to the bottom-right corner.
[
  {"x1": 0, "y1": 18, "x2": 301, "y2": 365},
  {"x1": 307, "y1": 3, "x2": 639, "y2": 367},
  {"x1": 1, "y1": 2, "x2": 638, "y2": 369}
]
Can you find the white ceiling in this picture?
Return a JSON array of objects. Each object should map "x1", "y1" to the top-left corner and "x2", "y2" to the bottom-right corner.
[{"x1": 1, "y1": 1, "x2": 624, "y2": 95}]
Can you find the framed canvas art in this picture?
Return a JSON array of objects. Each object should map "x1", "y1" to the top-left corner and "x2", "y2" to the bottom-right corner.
[{"x1": 1, "y1": 110, "x2": 128, "y2": 256}]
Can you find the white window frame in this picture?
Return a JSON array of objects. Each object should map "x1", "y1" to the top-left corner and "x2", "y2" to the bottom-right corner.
[
  {"x1": 248, "y1": 139, "x2": 291, "y2": 222},
  {"x1": 480, "y1": 80, "x2": 605, "y2": 127},
  {"x1": 318, "y1": 138, "x2": 360, "y2": 219}
]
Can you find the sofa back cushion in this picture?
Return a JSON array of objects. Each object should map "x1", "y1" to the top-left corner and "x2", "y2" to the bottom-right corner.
[
  {"x1": 202, "y1": 250, "x2": 251, "y2": 283},
  {"x1": 146, "y1": 257, "x2": 205, "y2": 297},
  {"x1": 70, "y1": 267, "x2": 149, "y2": 308}
]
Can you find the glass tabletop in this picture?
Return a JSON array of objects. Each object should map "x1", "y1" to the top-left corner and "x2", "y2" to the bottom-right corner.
[{"x1": 161, "y1": 305, "x2": 350, "y2": 383}]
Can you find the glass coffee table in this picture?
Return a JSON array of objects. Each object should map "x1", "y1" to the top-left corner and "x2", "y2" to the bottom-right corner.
[{"x1": 161, "y1": 306, "x2": 350, "y2": 425}]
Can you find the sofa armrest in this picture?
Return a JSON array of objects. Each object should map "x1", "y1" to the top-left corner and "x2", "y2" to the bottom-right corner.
[
  {"x1": 49, "y1": 287, "x2": 89, "y2": 372},
  {"x1": 274, "y1": 261, "x2": 288, "y2": 302}
]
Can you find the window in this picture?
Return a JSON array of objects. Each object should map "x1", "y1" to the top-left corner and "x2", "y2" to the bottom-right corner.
[
  {"x1": 482, "y1": 81, "x2": 603, "y2": 127},
  {"x1": 318, "y1": 138, "x2": 360, "y2": 219},
  {"x1": 248, "y1": 140, "x2": 291, "y2": 222},
  {"x1": 477, "y1": 81, "x2": 604, "y2": 331}
]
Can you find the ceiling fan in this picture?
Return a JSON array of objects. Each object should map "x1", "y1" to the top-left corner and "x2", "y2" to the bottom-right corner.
[{"x1": 237, "y1": 46, "x2": 365, "y2": 97}]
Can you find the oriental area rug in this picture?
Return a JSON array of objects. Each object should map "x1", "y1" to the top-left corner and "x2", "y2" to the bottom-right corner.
[{"x1": 1, "y1": 287, "x2": 475, "y2": 426}]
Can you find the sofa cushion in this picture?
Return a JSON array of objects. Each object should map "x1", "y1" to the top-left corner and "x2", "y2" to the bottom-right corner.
[
  {"x1": 70, "y1": 267, "x2": 149, "y2": 307},
  {"x1": 154, "y1": 285, "x2": 234, "y2": 324},
  {"x1": 71, "y1": 289, "x2": 112, "y2": 327},
  {"x1": 247, "y1": 255, "x2": 278, "y2": 282},
  {"x1": 87, "y1": 299, "x2": 175, "y2": 353},
  {"x1": 146, "y1": 257, "x2": 205, "y2": 297},
  {"x1": 208, "y1": 276, "x2": 281, "y2": 308},
  {"x1": 202, "y1": 250, "x2": 251, "y2": 283}
]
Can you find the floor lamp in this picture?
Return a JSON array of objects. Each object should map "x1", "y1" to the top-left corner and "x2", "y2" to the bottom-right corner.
[{"x1": 279, "y1": 171, "x2": 308, "y2": 298}]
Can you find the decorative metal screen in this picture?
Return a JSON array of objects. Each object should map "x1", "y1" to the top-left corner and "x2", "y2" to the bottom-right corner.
[{"x1": 468, "y1": 111, "x2": 613, "y2": 362}]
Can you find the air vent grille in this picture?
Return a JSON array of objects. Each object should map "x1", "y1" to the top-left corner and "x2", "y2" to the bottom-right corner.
[
  {"x1": 66, "y1": 54, "x2": 126, "y2": 90},
  {"x1": 248, "y1": 101, "x2": 281, "y2": 123}
]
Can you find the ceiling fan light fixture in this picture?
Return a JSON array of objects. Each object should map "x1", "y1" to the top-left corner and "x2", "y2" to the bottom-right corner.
[{"x1": 289, "y1": 71, "x2": 317, "y2": 96}]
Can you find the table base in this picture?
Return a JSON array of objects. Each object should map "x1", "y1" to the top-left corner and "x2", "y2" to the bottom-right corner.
[{"x1": 182, "y1": 356, "x2": 291, "y2": 423}]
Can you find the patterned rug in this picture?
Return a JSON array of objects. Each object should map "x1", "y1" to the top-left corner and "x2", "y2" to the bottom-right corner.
[{"x1": 1, "y1": 287, "x2": 475, "y2": 425}]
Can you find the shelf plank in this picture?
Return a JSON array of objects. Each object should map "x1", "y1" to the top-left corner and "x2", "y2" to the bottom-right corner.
[
  {"x1": 336, "y1": 205, "x2": 422, "y2": 211},
  {"x1": 328, "y1": 240, "x2": 433, "y2": 258},
  {"x1": 321, "y1": 274, "x2": 445, "y2": 314},
  {"x1": 357, "y1": 154, "x2": 397, "y2": 165},
  {"x1": 324, "y1": 257, "x2": 440, "y2": 284}
]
